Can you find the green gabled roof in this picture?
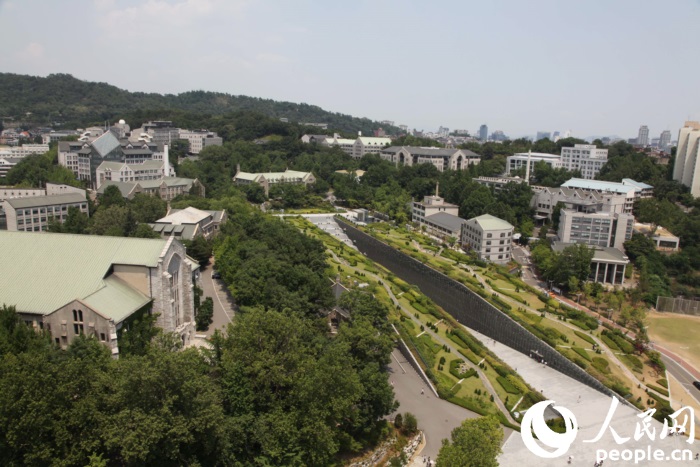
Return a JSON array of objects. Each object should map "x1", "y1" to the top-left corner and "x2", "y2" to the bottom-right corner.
[
  {"x1": 97, "y1": 181, "x2": 139, "y2": 197},
  {"x1": 0, "y1": 231, "x2": 168, "y2": 317},
  {"x1": 470, "y1": 214, "x2": 513, "y2": 231},
  {"x1": 81, "y1": 276, "x2": 152, "y2": 323}
]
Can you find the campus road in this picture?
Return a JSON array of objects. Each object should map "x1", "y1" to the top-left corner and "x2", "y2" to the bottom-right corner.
[{"x1": 199, "y1": 259, "x2": 236, "y2": 336}]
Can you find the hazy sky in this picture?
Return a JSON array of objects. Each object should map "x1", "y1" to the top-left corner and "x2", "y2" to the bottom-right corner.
[{"x1": 2, "y1": 0, "x2": 699, "y2": 139}]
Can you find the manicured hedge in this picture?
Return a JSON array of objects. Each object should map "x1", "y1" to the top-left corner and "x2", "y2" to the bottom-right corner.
[
  {"x1": 647, "y1": 384, "x2": 670, "y2": 397},
  {"x1": 574, "y1": 330, "x2": 596, "y2": 345},
  {"x1": 656, "y1": 378, "x2": 668, "y2": 389},
  {"x1": 412, "y1": 302, "x2": 428, "y2": 314},
  {"x1": 592, "y1": 357, "x2": 610, "y2": 374},
  {"x1": 497, "y1": 376, "x2": 520, "y2": 394},
  {"x1": 601, "y1": 335, "x2": 620, "y2": 351},
  {"x1": 459, "y1": 348, "x2": 482, "y2": 365},
  {"x1": 449, "y1": 359, "x2": 477, "y2": 380},
  {"x1": 572, "y1": 347, "x2": 592, "y2": 362},
  {"x1": 621, "y1": 354, "x2": 643, "y2": 371},
  {"x1": 569, "y1": 319, "x2": 590, "y2": 331}
]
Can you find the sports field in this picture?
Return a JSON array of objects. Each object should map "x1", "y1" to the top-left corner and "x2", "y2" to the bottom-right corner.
[{"x1": 647, "y1": 311, "x2": 700, "y2": 371}]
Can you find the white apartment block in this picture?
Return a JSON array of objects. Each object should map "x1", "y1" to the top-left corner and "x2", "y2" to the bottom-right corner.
[
  {"x1": 3, "y1": 193, "x2": 89, "y2": 232},
  {"x1": 557, "y1": 209, "x2": 634, "y2": 250},
  {"x1": 506, "y1": 152, "x2": 562, "y2": 176},
  {"x1": 178, "y1": 129, "x2": 223, "y2": 154},
  {"x1": 673, "y1": 121, "x2": 700, "y2": 197},
  {"x1": 381, "y1": 146, "x2": 480, "y2": 172},
  {"x1": 461, "y1": 214, "x2": 514, "y2": 264},
  {"x1": 560, "y1": 144, "x2": 608, "y2": 179}
]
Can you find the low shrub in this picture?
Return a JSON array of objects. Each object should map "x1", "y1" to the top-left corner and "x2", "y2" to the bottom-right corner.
[
  {"x1": 647, "y1": 384, "x2": 670, "y2": 397},
  {"x1": 592, "y1": 357, "x2": 610, "y2": 374},
  {"x1": 449, "y1": 359, "x2": 478, "y2": 379},
  {"x1": 656, "y1": 378, "x2": 668, "y2": 389},
  {"x1": 572, "y1": 347, "x2": 592, "y2": 362},
  {"x1": 621, "y1": 354, "x2": 643, "y2": 371},
  {"x1": 497, "y1": 376, "x2": 520, "y2": 394},
  {"x1": 601, "y1": 335, "x2": 620, "y2": 351},
  {"x1": 574, "y1": 330, "x2": 596, "y2": 345},
  {"x1": 569, "y1": 319, "x2": 591, "y2": 331}
]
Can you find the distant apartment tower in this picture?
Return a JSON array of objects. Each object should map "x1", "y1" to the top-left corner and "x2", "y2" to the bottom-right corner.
[
  {"x1": 536, "y1": 131, "x2": 551, "y2": 141},
  {"x1": 637, "y1": 125, "x2": 650, "y2": 147},
  {"x1": 552, "y1": 131, "x2": 561, "y2": 142},
  {"x1": 479, "y1": 124, "x2": 488, "y2": 141},
  {"x1": 490, "y1": 130, "x2": 507, "y2": 142},
  {"x1": 659, "y1": 130, "x2": 672, "y2": 151},
  {"x1": 673, "y1": 121, "x2": 700, "y2": 197},
  {"x1": 560, "y1": 144, "x2": 608, "y2": 179}
]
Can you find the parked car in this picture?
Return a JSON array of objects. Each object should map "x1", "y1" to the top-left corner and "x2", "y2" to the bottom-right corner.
[
  {"x1": 212, "y1": 272, "x2": 221, "y2": 279},
  {"x1": 693, "y1": 381, "x2": 700, "y2": 391}
]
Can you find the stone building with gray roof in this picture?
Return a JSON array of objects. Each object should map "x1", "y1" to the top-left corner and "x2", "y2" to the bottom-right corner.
[
  {"x1": 380, "y1": 146, "x2": 481, "y2": 172},
  {"x1": 0, "y1": 231, "x2": 199, "y2": 355},
  {"x1": 233, "y1": 166, "x2": 316, "y2": 195},
  {"x1": 3, "y1": 192, "x2": 89, "y2": 232}
]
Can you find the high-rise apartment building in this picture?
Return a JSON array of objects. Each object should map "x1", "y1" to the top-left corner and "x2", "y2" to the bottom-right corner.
[
  {"x1": 673, "y1": 121, "x2": 700, "y2": 197},
  {"x1": 479, "y1": 124, "x2": 488, "y2": 141},
  {"x1": 536, "y1": 131, "x2": 551, "y2": 141},
  {"x1": 659, "y1": 130, "x2": 672, "y2": 151},
  {"x1": 637, "y1": 125, "x2": 650, "y2": 147}
]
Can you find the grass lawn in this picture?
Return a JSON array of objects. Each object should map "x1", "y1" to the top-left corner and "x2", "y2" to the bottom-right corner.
[{"x1": 647, "y1": 311, "x2": 700, "y2": 372}]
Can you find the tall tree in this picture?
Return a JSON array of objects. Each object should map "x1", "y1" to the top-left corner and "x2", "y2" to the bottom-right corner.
[{"x1": 437, "y1": 416, "x2": 503, "y2": 467}]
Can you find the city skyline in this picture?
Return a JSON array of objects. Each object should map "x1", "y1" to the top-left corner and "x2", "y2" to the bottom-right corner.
[{"x1": 1, "y1": 0, "x2": 698, "y2": 138}]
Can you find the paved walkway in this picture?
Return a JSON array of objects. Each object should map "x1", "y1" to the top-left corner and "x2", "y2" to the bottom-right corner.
[
  {"x1": 389, "y1": 348, "x2": 481, "y2": 460},
  {"x1": 465, "y1": 329, "x2": 698, "y2": 466}
]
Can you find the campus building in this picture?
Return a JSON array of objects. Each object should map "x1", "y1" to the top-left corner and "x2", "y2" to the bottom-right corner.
[
  {"x1": 531, "y1": 186, "x2": 630, "y2": 220},
  {"x1": 0, "y1": 231, "x2": 198, "y2": 355},
  {"x1": 233, "y1": 167, "x2": 316, "y2": 195},
  {"x1": 149, "y1": 207, "x2": 227, "y2": 241},
  {"x1": 461, "y1": 214, "x2": 514, "y2": 264},
  {"x1": 2, "y1": 193, "x2": 89, "y2": 232},
  {"x1": 557, "y1": 210, "x2": 634, "y2": 250},
  {"x1": 380, "y1": 146, "x2": 480, "y2": 172},
  {"x1": 552, "y1": 241, "x2": 629, "y2": 286},
  {"x1": 410, "y1": 187, "x2": 459, "y2": 226},
  {"x1": 97, "y1": 177, "x2": 205, "y2": 201},
  {"x1": 560, "y1": 144, "x2": 608, "y2": 179},
  {"x1": 559, "y1": 179, "x2": 648, "y2": 214},
  {"x1": 505, "y1": 152, "x2": 561, "y2": 176}
]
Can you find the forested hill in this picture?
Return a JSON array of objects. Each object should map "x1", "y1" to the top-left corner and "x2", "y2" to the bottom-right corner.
[{"x1": 0, "y1": 73, "x2": 398, "y2": 135}]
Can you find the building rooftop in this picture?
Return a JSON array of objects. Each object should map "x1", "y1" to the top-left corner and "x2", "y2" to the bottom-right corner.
[
  {"x1": 425, "y1": 212, "x2": 466, "y2": 233},
  {"x1": 157, "y1": 207, "x2": 211, "y2": 225},
  {"x1": 469, "y1": 214, "x2": 513, "y2": 231},
  {"x1": 552, "y1": 241, "x2": 629, "y2": 264},
  {"x1": 96, "y1": 181, "x2": 140, "y2": 198},
  {"x1": 621, "y1": 178, "x2": 653, "y2": 190},
  {"x1": 357, "y1": 136, "x2": 391, "y2": 145},
  {"x1": 0, "y1": 231, "x2": 170, "y2": 317},
  {"x1": 4, "y1": 192, "x2": 86, "y2": 209},
  {"x1": 511, "y1": 152, "x2": 561, "y2": 159},
  {"x1": 561, "y1": 178, "x2": 638, "y2": 195},
  {"x1": 91, "y1": 131, "x2": 121, "y2": 157}
]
